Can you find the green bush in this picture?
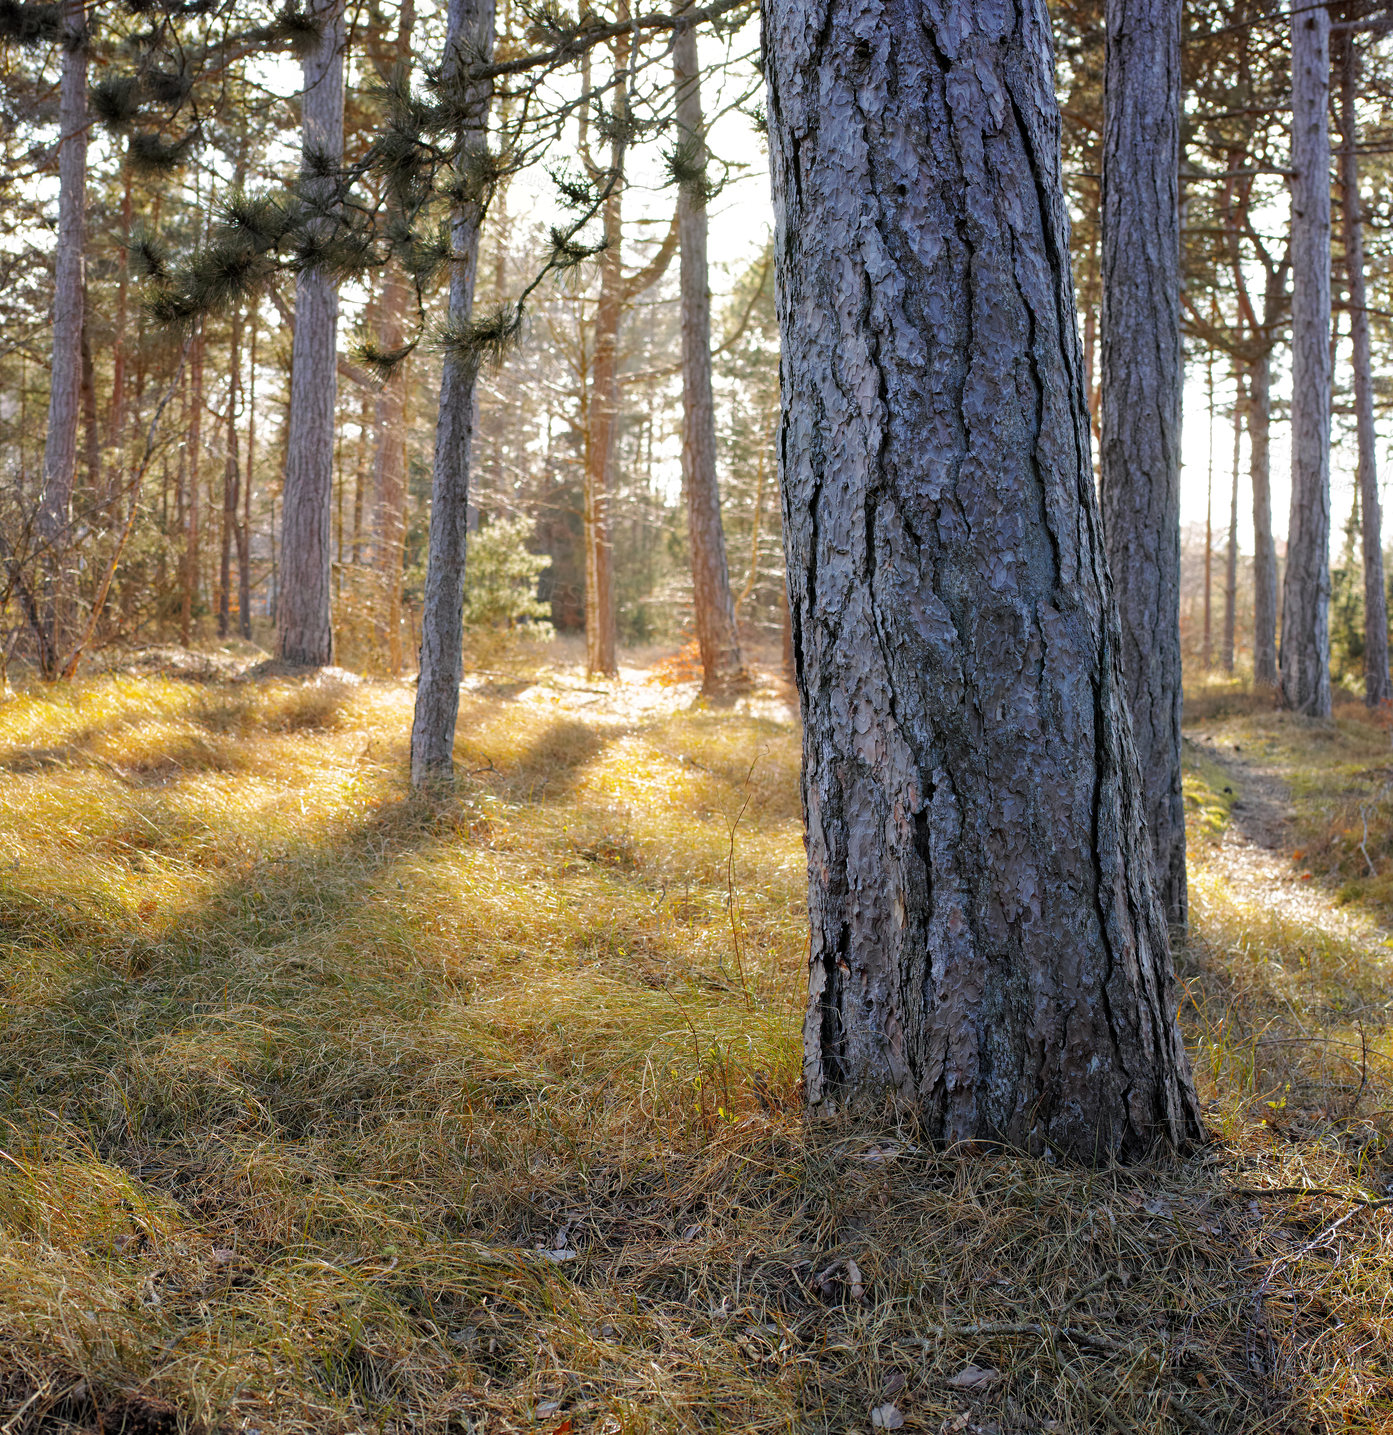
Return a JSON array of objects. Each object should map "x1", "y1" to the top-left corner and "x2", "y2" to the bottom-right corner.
[{"x1": 462, "y1": 518, "x2": 553, "y2": 668}]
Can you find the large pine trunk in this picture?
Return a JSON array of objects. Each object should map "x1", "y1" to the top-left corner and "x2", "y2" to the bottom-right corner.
[
  {"x1": 409, "y1": 0, "x2": 496, "y2": 784},
  {"x1": 36, "y1": 0, "x2": 89, "y2": 675},
  {"x1": 1248, "y1": 346, "x2": 1278, "y2": 688},
  {"x1": 763, "y1": 0, "x2": 1202, "y2": 1160},
  {"x1": 1280, "y1": 0, "x2": 1333, "y2": 717},
  {"x1": 674, "y1": 15, "x2": 745, "y2": 695},
  {"x1": 276, "y1": 0, "x2": 346, "y2": 667},
  {"x1": 1336, "y1": 33, "x2": 1390, "y2": 707},
  {"x1": 1099, "y1": 0, "x2": 1186, "y2": 928}
]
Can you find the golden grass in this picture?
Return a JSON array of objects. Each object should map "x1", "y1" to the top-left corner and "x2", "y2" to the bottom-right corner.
[{"x1": 0, "y1": 661, "x2": 1388, "y2": 1432}]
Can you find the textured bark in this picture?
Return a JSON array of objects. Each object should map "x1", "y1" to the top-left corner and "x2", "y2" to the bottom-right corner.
[
  {"x1": 585, "y1": 159, "x2": 623, "y2": 679},
  {"x1": 1280, "y1": 1, "x2": 1332, "y2": 717},
  {"x1": 1337, "y1": 34, "x2": 1390, "y2": 706},
  {"x1": 1248, "y1": 348, "x2": 1278, "y2": 688},
  {"x1": 1099, "y1": 0, "x2": 1185, "y2": 925},
  {"x1": 674, "y1": 14, "x2": 745, "y2": 694},
  {"x1": 764, "y1": 0, "x2": 1202, "y2": 1159},
  {"x1": 36, "y1": 0, "x2": 89, "y2": 674},
  {"x1": 276, "y1": 0, "x2": 346, "y2": 667},
  {"x1": 409, "y1": 0, "x2": 496, "y2": 784}
]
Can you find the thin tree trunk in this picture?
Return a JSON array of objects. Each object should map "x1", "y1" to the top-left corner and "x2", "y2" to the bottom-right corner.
[
  {"x1": 1337, "y1": 31, "x2": 1390, "y2": 705},
  {"x1": 1280, "y1": 0, "x2": 1333, "y2": 716},
  {"x1": 1249, "y1": 348, "x2": 1278, "y2": 688},
  {"x1": 372, "y1": 263, "x2": 411, "y2": 673},
  {"x1": 764, "y1": 0, "x2": 1202, "y2": 1159},
  {"x1": 276, "y1": 0, "x2": 346, "y2": 666},
  {"x1": 240, "y1": 307, "x2": 255, "y2": 638},
  {"x1": 220, "y1": 306, "x2": 242, "y2": 639},
  {"x1": 1203, "y1": 347, "x2": 1214, "y2": 671},
  {"x1": 409, "y1": 0, "x2": 497, "y2": 783},
  {"x1": 1099, "y1": 0, "x2": 1187, "y2": 926},
  {"x1": 674, "y1": 10, "x2": 745, "y2": 694},
  {"x1": 181, "y1": 332, "x2": 204, "y2": 647},
  {"x1": 585, "y1": 142, "x2": 624, "y2": 678},
  {"x1": 80, "y1": 302, "x2": 101, "y2": 496},
  {"x1": 1224, "y1": 371, "x2": 1240, "y2": 674},
  {"x1": 374, "y1": 0, "x2": 415, "y2": 675},
  {"x1": 36, "y1": 0, "x2": 89, "y2": 676},
  {"x1": 109, "y1": 167, "x2": 133, "y2": 453}
]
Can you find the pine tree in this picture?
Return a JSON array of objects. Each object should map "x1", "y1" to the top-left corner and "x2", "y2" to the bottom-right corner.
[{"x1": 764, "y1": 0, "x2": 1202, "y2": 1158}]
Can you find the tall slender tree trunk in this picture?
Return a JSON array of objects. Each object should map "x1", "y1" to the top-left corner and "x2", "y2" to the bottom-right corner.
[
  {"x1": 372, "y1": 262, "x2": 412, "y2": 674},
  {"x1": 276, "y1": 0, "x2": 346, "y2": 667},
  {"x1": 409, "y1": 0, "x2": 497, "y2": 783},
  {"x1": 1224, "y1": 371, "x2": 1240, "y2": 674},
  {"x1": 1249, "y1": 347, "x2": 1278, "y2": 688},
  {"x1": 1202, "y1": 348, "x2": 1214, "y2": 671},
  {"x1": 1280, "y1": 0, "x2": 1333, "y2": 717},
  {"x1": 674, "y1": 11, "x2": 745, "y2": 695},
  {"x1": 240, "y1": 309, "x2": 255, "y2": 639},
  {"x1": 585, "y1": 149, "x2": 624, "y2": 678},
  {"x1": 181, "y1": 332, "x2": 204, "y2": 647},
  {"x1": 1099, "y1": 0, "x2": 1186, "y2": 926},
  {"x1": 109, "y1": 168, "x2": 133, "y2": 454},
  {"x1": 219, "y1": 307, "x2": 242, "y2": 639},
  {"x1": 1337, "y1": 31, "x2": 1390, "y2": 705},
  {"x1": 36, "y1": 0, "x2": 89, "y2": 675},
  {"x1": 371, "y1": 0, "x2": 415, "y2": 676},
  {"x1": 80, "y1": 303, "x2": 100, "y2": 496},
  {"x1": 764, "y1": 0, "x2": 1202, "y2": 1159}
]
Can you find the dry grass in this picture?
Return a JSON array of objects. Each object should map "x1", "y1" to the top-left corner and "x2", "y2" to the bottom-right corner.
[{"x1": 0, "y1": 658, "x2": 1389, "y2": 1433}]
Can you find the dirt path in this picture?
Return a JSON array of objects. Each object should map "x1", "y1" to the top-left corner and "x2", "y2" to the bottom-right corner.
[{"x1": 1185, "y1": 733, "x2": 1393, "y2": 954}]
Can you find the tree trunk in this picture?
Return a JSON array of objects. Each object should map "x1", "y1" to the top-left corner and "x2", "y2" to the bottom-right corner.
[
  {"x1": 240, "y1": 309, "x2": 256, "y2": 639},
  {"x1": 219, "y1": 306, "x2": 242, "y2": 639},
  {"x1": 1248, "y1": 348, "x2": 1278, "y2": 688},
  {"x1": 763, "y1": 0, "x2": 1202, "y2": 1160},
  {"x1": 80, "y1": 304, "x2": 101, "y2": 496},
  {"x1": 181, "y1": 332, "x2": 204, "y2": 647},
  {"x1": 1280, "y1": 0, "x2": 1333, "y2": 717},
  {"x1": 409, "y1": 0, "x2": 496, "y2": 783},
  {"x1": 674, "y1": 12, "x2": 745, "y2": 695},
  {"x1": 585, "y1": 156, "x2": 624, "y2": 679},
  {"x1": 1224, "y1": 372, "x2": 1240, "y2": 674},
  {"x1": 36, "y1": 0, "x2": 89, "y2": 675},
  {"x1": 1337, "y1": 33, "x2": 1390, "y2": 706},
  {"x1": 1099, "y1": 0, "x2": 1186, "y2": 927},
  {"x1": 372, "y1": 263, "x2": 412, "y2": 674},
  {"x1": 276, "y1": 0, "x2": 346, "y2": 667}
]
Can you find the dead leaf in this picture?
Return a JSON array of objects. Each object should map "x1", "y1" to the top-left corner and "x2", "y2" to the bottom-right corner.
[
  {"x1": 947, "y1": 1363, "x2": 999, "y2": 1390},
  {"x1": 870, "y1": 1403, "x2": 904, "y2": 1430}
]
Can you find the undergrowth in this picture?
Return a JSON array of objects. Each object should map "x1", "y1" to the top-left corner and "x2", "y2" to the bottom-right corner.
[{"x1": 0, "y1": 662, "x2": 1388, "y2": 1433}]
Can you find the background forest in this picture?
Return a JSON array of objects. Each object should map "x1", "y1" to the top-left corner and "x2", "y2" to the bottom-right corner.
[{"x1": 5, "y1": 0, "x2": 1393, "y2": 689}]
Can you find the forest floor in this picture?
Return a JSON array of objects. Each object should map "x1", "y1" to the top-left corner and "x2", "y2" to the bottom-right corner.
[{"x1": 0, "y1": 653, "x2": 1390, "y2": 1434}]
